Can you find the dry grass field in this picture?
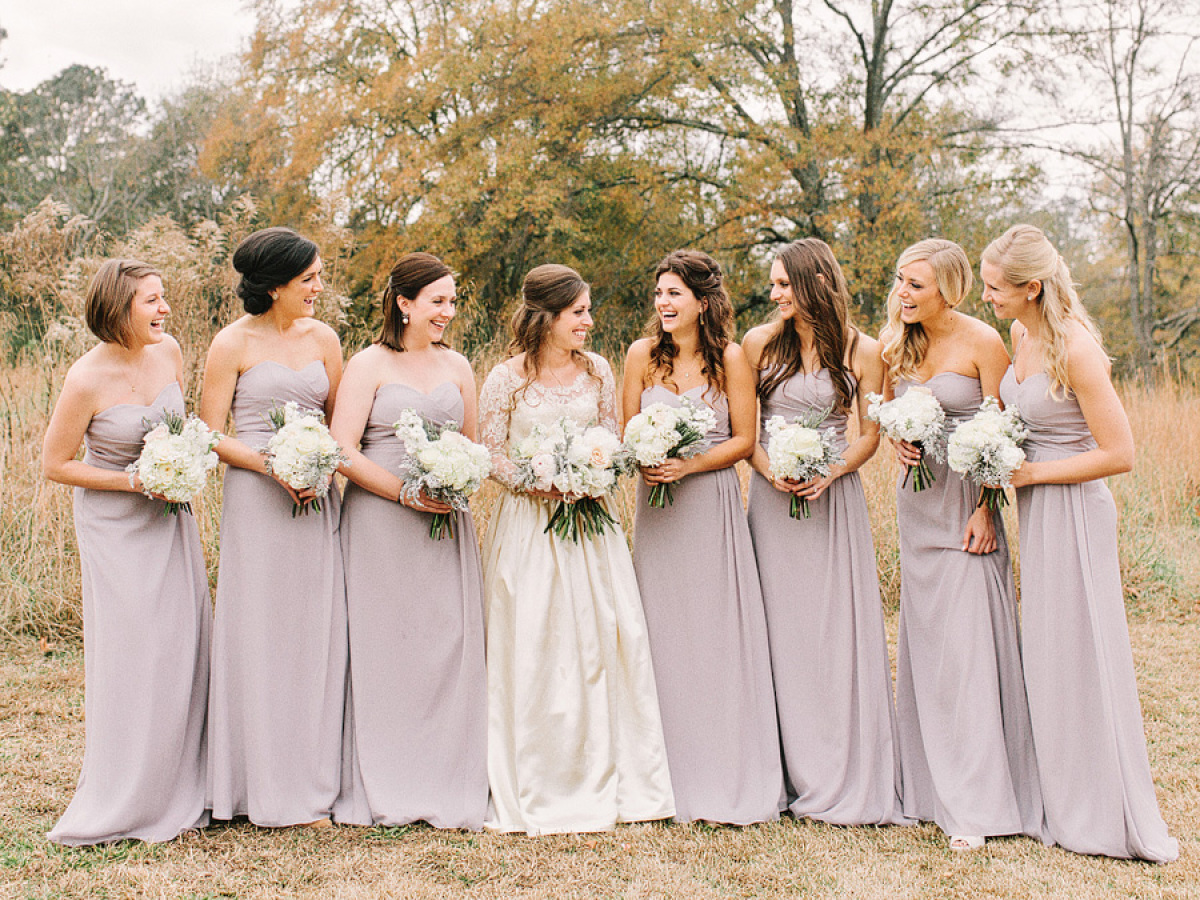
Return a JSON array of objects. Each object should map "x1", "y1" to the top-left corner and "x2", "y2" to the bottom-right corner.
[
  {"x1": 1, "y1": 215, "x2": 1198, "y2": 895},
  {"x1": 2, "y1": 365, "x2": 1198, "y2": 897}
]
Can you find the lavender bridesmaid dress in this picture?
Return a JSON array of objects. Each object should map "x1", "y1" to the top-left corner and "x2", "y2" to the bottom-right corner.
[
  {"x1": 49, "y1": 383, "x2": 211, "y2": 845},
  {"x1": 207, "y1": 361, "x2": 347, "y2": 827},
  {"x1": 893, "y1": 374, "x2": 1045, "y2": 841},
  {"x1": 632, "y1": 385, "x2": 782, "y2": 825},
  {"x1": 746, "y1": 370, "x2": 903, "y2": 825},
  {"x1": 1000, "y1": 368, "x2": 1177, "y2": 862},
  {"x1": 333, "y1": 382, "x2": 487, "y2": 829}
]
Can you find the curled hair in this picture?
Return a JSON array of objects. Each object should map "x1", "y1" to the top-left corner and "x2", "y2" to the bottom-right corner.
[
  {"x1": 507, "y1": 264, "x2": 598, "y2": 403},
  {"x1": 882, "y1": 239, "x2": 973, "y2": 383},
  {"x1": 645, "y1": 250, "x2": 733, "y2": 398},
  {"x1": 85, "y1": 259, "x2": 161, "y2": 348},
  {"x1": 755, "y1": 239, "x2": 858, "y2": 413},
  {"x1": 982, "y1": 224, "x2": 1104, "y2": 397},
  {"x1": 377, "y1": 252, "x2": 454, "y2": 351},
  {"x1": 232, "y1": 227, "x2": 319, "y2": 315}
]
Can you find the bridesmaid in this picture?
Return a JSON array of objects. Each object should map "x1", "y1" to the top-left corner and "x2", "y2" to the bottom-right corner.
[
  {"x1": 43, "y1": 260, "x2": 210, "y2": 844},
  {"x1": 201, "y1": 227, "x2": 347, "y2": 828},
  {"x1": 622, "y1": 249, "x2": 782, "y2": 825},
  {"x1": 742, "y1": 238, "x2": 903, "y2": 826},
  {"x1": 986, "y1": 224, "x2": 1178, "y2": 862},
  {"x1": 330, "y1": 253, "x2": 487, "y2": 829},
  {"x1": 881, "y1": 238, "x2": 1044, "y2": 851}
]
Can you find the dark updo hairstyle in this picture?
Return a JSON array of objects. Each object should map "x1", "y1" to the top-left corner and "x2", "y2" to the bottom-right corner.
[
  {"x1": 377, "y1": 252, "x2": 454, "y2": 351},
  {"x1": 507, "y1": 264, "x2": 599, "y2": 403},
  {"x1": 756, "y1": 238, "x2": 859, "y2": 413},
  {"x1": 232, "y1": 226, "x2": 320, "y2": 315},
  {"x1": 84, "y1": 259, "x2": 162, "y2": 348},
  {"x1": 645, "y1": 249, "x2": 733, "y2": 398}
]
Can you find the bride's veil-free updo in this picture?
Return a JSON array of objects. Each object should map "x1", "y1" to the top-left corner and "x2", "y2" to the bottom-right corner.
[{"x1": 232, "y1": 227, "x2": 320, "y2": 316}]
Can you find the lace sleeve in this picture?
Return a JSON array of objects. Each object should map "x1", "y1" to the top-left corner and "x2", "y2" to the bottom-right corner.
[
  {"x1": 593, "y1": 353, "x2": 620, "y2": 433},
  {"x1": 479, "y1": 363, "x2": 520, "y2": 489}
]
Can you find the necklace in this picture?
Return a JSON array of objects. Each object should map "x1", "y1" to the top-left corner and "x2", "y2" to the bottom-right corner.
[{"x1": 122, "y1": 351, "x2": 150, "y2": 394}]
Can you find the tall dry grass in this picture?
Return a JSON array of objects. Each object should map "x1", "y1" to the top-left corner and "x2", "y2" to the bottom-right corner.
[{"x1": 1, "y1": 201, "x2": 1198, "y2": 637}]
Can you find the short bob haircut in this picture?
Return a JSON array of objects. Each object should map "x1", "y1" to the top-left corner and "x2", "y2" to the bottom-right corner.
[
  {"x1": 377, "y1": 252, "x2": 454, "y2": 351},
  {"x1": 232, "y1": 227, "x2": 320, "y2": 316},
  {"x1": 85, "y1": 259, "x2": 162, "y2": 348}
]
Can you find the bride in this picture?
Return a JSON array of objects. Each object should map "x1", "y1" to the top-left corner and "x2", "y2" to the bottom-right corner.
[{"x1": 478, "y1": 263, "x2": 675, "y2": 834}]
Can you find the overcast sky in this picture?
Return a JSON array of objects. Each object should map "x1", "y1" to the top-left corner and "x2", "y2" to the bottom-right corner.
[{"x1": 0, "y1": 0, "x2": 255, "y2": 100}]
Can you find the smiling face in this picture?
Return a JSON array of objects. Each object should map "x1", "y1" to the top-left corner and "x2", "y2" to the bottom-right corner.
[
  {"x1": 127, "y1": 275, "x2": 169, "y2": 346},
  {"x1": 274, "y1": 255, "x2": 324, "y2": 318},
  {"x1": 769, "y1": 258, "x2": 800, "y2": 321},
  {"x1": 549, "y1": 288, "x2": 593, "y2": 352},
  {"x1": 400, "y1": 273, "x2": 456, "y2": 347},
  {"x1": 893, "y1": 259, "x2": 944, "y2": 325},
  {"x1": 981, "y1": 259, "x2": 1037, "y2": 322},
  {"x1": 654, "y1": 271, "x2": 703, "y2": 335}
]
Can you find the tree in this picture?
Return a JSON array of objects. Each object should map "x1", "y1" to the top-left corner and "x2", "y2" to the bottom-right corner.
[
  {"x1": 1039, "y1": 0, "x2": 1200, "y2": 370},
  {"x1": 0, "y1": 66, "x2": 148, "y2": 231}
]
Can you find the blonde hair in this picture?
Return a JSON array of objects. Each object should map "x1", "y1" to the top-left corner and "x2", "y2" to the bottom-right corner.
[
  {"x1": 882, "y1": 239, "x2": 972, "y2": 382},
  {"x1": 981, "y1": 224, "x2": 1104, "y2": 397}
]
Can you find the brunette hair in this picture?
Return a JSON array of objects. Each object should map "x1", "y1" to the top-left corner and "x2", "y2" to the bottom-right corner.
[
  {"x1": 232, "y1": 227, "x2": 319, "y2": 315},
  {"x1": 755, "y1": 239, "x2": 858, "y2": 413},
  {"x1": 645, "y1": 250, "x2": 733, "y2": 398},
  {"x1": 982, "y1": 224, "x2": 1104, "y2": 397},
  {"x1": 507, "y1": 264, "x2": 598, "y2": 401},
  {"x1": 377, "y1": 252, "x2": 454, "y2": 351},
  {"x1": 882, "y1": 239, "x2": 973, "y2": 382},
  {"x1": 84, "y1": 259, "x2": 161, "y2": 348}
]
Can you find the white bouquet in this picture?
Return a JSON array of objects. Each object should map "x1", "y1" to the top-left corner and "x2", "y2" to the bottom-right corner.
[
  {"x1": 867, "y1": 386, "x2": 946, "y2": 492},
  {"x1": 126, "y1": 410, "x2": 221, "y2": 516},
  {"x1": 511, "y1": 416, "x2": 634, "y2": 542},
  {"x1": 946, "y1": 397, "x2": 1028, "y2": 511},
  {"x1": 623, "y1": 398, "x2": 717, "y2": 508},
  {"x1": 764, "y1": 409, "x2": 845, "y2": 519},
  {"x1": 393, "y1": 408, "x2": 491, "y2": 540},
  {"x1": 263, "y1": 400, "x2": 348, "y2": 517}
]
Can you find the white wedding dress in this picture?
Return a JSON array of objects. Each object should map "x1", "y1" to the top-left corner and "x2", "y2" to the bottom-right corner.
[{"x1": 478, "y1": 353, "x2": 675, "y2": 834}]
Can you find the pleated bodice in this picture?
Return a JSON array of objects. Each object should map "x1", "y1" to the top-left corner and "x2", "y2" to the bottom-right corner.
[
  {"x1": 83, "y1": 382, "x2": 183, "y2": 470},
  {"x1": 231, "y1": 360, "x2": 329, "y2": 450},
  {"x1": 759, "y1": 369, "x2": 852, "y2": 453}
]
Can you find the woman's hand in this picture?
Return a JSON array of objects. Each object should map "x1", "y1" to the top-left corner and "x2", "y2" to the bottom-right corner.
[
  {"x1": 893, "y1": 438, "x2": 921, "y2": 468},
  {"x1": 526, "y1": 486, "x2": 568, "y2": 502},
  {"x1": 772, "y1": 468, "x2": 842, "y2": 502},
  {"x1": 642, "y1": 457, "x2": 694, "y2": 485},
  {"x1": 399, "y1": 490, "x2": 454, "y2": 514},
  {"x1": 1008, "y1": 460, "x2": 1035, "y2": 489},
  {"x1": 128, "y1": 472, "x2": 171, "y2": 502},
  {"x1": 962, "y1": 506, "x2": 998, "y2": 555}
]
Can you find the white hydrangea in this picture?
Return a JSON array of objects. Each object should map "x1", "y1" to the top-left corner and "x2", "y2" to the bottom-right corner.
[
  {"x1": 946, "y1": 397, "x2": 1028, "y2": 509},
  {"x1": 763, "y1": 410, "x2": 844, "y2": 519},
  {"x1": 392, "y1": 408, "x2": 492, "y2": 538},
  {"x1": 126, "y1": 410, "x2": 221, "y2": 515},
  {"x1": 263, "y1": 401, "x2": 348, "y2": 513}
]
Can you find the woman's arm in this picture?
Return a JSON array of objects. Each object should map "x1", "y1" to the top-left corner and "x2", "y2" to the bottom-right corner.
[
  {"x1": 961, "y1": 326, "x2": 1011, "y2": 554},
  {"x1": 787, "y1": 334, "x2": 883, "y2": 503},
  {"x1": 318, "y1": 322, "x2": 344, "y2": 423},
  {"x1": 455, "y1": 352, "x2": 480, "y2": 442},
  {"x1": 1010, "y1": 327, "x2": 1133, "y2": 487},
  {"x1": 621, "y1": 340, "x2": 652, "y2": 429},
  {"x1": 643, "y1": 343, "x2": 756, "y2": 485},
  {"x1": 41, "y1": 366, "x2": 139, "y2": 492},
  {"x1": 329, "y1": 350, "x2": 403, "y2": 502}
]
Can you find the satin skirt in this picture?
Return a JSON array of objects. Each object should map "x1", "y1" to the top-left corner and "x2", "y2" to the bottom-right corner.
[{"x1": 481, "y1": 491, "x2": 675, "y2": 834}]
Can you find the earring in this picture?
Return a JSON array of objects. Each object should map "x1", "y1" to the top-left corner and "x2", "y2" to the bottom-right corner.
[{"x1": 402, "y1": 313, "x2": 410, "y2": 325}]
